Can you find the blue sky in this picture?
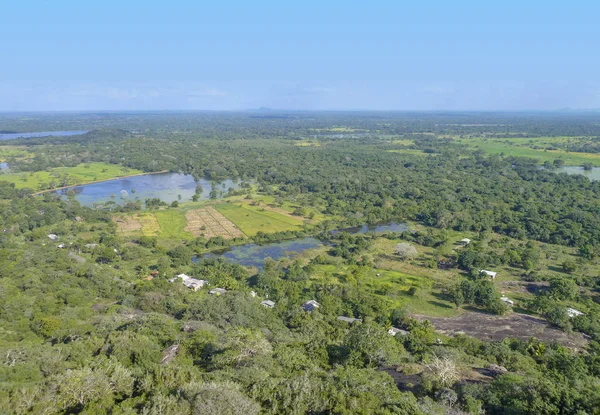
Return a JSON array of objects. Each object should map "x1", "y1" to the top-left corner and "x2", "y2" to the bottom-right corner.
[{"x1": 1, "y1": 1, "x2": 599, "y2": 111}]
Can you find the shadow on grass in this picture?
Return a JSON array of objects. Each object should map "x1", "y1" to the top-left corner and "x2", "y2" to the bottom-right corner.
[
  {"x1": 428, "y1": 300, "x2": 454, "y2": 310},
  {"x1": 431, "y1": 291, "x2": 453, "y2": 302}
]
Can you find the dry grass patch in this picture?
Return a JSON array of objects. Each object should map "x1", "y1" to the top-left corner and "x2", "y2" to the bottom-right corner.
[
  {"x1": 185, "y1": 206, "x2": 245, "y2": 239},
  {"x1": 113, "y1": 216, "x2": 142, "y2": 234},
  {"x1": 113, "y1": 214, "x2": 160, "y2": 236}
]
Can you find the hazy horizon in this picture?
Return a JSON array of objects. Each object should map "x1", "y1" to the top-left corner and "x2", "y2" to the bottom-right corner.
[{"x1": 2, "y1": 1, "x2": 598, "y2": 111}]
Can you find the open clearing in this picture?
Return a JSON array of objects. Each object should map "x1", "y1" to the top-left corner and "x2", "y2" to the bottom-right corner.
[
  {"x1": 458, "y1": 138, "x2": 600, "y2": 166},
  {"x1": 113, "y1": 213, "x2": 160, "y2": 236},
  {"x1": 185, "y1": 206, "x2": 245, "y2": 239},
  {"x1": 0, "y1": 146, "x2": 32, "y2": 161},
  {"x1": 0, "y1": 162, "x2": 142, "y2": 190},
  {"x1": 114, "y1": 216, "x2": 142, "y2": 234},
  {"x1": 310, "y1": 263, "x2": 458, "y2": 317},
  {"x1": 111, "y1": 201, "x2": 303, "y2": 241},
  {"x1": 214, "y1": 203, "x2": 304, "y2": 236},
  {"x1": 414, "y1": 311, "x2": 588, "y2": 349}
]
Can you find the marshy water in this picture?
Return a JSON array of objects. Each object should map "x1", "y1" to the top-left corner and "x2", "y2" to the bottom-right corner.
[
  {"x1": 195, "y1": 221, "x2": 409, "y2": 270},
  {"x1": 56, "y1": 173, "x2": 239, "y2": 206},
  {"x1": 558, "y1": 166, "x2": 600, "y2": 181}
]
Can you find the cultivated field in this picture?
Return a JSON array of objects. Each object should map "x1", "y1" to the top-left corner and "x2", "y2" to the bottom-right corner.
[
  {"x1": 214, "y1": 203, "x2": 304, "y2": 236},
  {"x1": 185, "y1": 206, "x2": 245, "y2": 239},
  {"x1": 113, "y1": 213, "x2": 160, "y2": 236}
]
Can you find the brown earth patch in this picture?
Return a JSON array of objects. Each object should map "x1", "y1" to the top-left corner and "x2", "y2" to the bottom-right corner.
[
  {"x1": 185, "y1": 206, "x2": 245, "y2": 239},
  {"x1": 413, "y1": 311, "x2": 588, "y2": 350},
  {"x1": 113, "y1": 216, "x2": 142, "y2": 233}
]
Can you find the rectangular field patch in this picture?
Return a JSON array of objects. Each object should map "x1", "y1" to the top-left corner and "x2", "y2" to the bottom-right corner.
[
  {"x1": 185, "y1": 206, "x2": 246, "y2": 239},
  {"x1": 214, "y1": 203, "x2": 304, "y2": 237},
  {"x1": 113, "y1": 213, "x2": 160, "y2": 236}
]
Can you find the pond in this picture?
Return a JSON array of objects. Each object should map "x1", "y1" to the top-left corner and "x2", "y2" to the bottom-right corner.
[
  {"x1": 0, "y1": 130, "x2": 89, "y2": 140},
  {"x1": 195, "y1": 237, "x2": 323, "y2": 270},
  {"x1": 56, "y1": 173, "x2": 240, "y2": 206},
  {"x1": 558, "y1": 166, "x2": 600, "y2": 181},
  {"x1": 195, "y1": 220, "x2": 410, "y2": 270},
  {"x1": 0, "y1": 162, "x2": 8, "y2": 170}
]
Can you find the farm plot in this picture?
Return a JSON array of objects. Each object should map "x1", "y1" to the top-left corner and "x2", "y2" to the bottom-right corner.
[
  {"x1": 113, "y1": 216, "x2": 142, "y2": 234},
  {"x1": 214, "y1": 203, "x2": 304, "y2": 236},
  {"x1": 113, "y1": 214, "x2": 160, "y2": 236},
  {"x1": 185, "y1": 206, "x2": 246, "y2": 239}
]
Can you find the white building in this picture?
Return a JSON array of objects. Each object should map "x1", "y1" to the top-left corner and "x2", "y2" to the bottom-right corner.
[
  {"x1": 48, "y1": 234, "x2": 59, "y2": 241},
  {"x1": 337, "y1": 316, "x2": 362, "y2": 324},
  {"x1": 500, "y1": 296, "x2": 514, "y2": 306},
  {"x1": 388, "y1": 327, "x2": 409, "y2": 336},
  {"x1": 209, "y1": 288, "x2": 227, "y2": 295},
  {"x1": 169, "y1": 273, "x2": 191, "y2": 283},
  {"x1": 479, "y1": 270, "x2": 497, "y2": 279},
  {"x1": 261, "y1": 300, "x2": 276, "y2": 308},
  {"x1": 183, "y1": 278, "x2": 208, "y2": 291},
  {"x1": 567, "y1": 307, "x2": 584, "y2": 318}
]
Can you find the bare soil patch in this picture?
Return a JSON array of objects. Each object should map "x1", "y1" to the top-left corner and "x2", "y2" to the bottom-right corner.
[
  {"x1": 185, "y1": 206, "x2": 245, "y2": 239},
  {"x1": 113, "y1": 216, "x2": 142, "y2": 233},
  {"x1": 413, "y1": 311, "x2": 588, "y2": 349}
]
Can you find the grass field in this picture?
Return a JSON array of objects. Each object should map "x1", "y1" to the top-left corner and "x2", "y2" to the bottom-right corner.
[
  {"x1": 294, "y1": 141, "x2": 321, "y2": 147},
  {"x1": 245, "y1": 195, "x2": 329, "y2": 222},
  {"x1": 458, "y1": 137, "x2": 600, "y2": 166},
  {"x1": 387, "y1": 149, "x2": 429, "y2": 156},
  {"x1": 0, "y1": 162, "x2": 143, "y2": 190},
  {"x1": 310, "y1": 263, "x2": 458, "y2": 317},
  {"x1": 153, "y1": 210, "x2": 193, "y2": 240},
  {"x1": 0, "y1": 146, "x2": 32, "y2": 161},
  {"x1": 214, "y1": 203, "x2": 304, "y2": 236}
]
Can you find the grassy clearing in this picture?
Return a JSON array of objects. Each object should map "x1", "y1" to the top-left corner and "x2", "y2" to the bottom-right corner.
[
  {"x1": 294, "y1": 141, "x2": 321, "y2": 147},
  {"x1": 137, "y1": 214, "x2": 161, "y2": 236},
  {"x1": 390, "y1": 139, "x2": 415, "y2": 146},
  {"x1": 247, "y1": 195, "x2": 329, "y2": 222},
  {"x1": 0, "y1": 146, "x2": 32, "y2": 161},
  {"x1": 310, "y1": 263, "x2": 458, "y2": 317},
  {"x1": 458, "y1": 138, "x2": 600, "y2": 166},
  {"x1": 214, "y1": 203, "x2": 304, "y2": 236},
  {"x1": 387, "y1": 149, "x2": 429, "y2": 156},
  {"x1": 0, "y1": 162, "x2": 143, "y2": 190},
  {"x1": 153, "y1": 210, "x2": 193, "y2": 240}
]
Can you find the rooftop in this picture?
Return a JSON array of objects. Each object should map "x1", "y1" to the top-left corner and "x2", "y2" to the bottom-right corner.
[{"x1": 337, "y1": 316, "x2": 362, "y2": 324}]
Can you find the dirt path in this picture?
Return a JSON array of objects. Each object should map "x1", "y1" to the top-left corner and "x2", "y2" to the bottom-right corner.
[
  {"x1": 413, "y1": 311, "x2": 588, "y2": 349},
  {"x1": 32, "y1": 170, "x2": 168, "y2": 195}
]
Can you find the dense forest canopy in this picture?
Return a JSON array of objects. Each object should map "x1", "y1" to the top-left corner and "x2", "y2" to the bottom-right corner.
[{"x1": 1, "y1": 112, "x2": 600, "y2": 414}]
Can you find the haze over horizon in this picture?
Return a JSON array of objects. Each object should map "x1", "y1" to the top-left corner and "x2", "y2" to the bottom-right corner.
[{"x1": 2, "y1": 1, "x2": 598, "y2": 112}]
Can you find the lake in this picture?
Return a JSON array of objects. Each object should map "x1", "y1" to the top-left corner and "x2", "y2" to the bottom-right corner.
[
  {"x1": 0, "y1": 130, "x2": 89, "y2": 140},
  {"x1": 195, "y1": 237, "x2": 323, "y2": 269},
  {"x1": 558, "y1": 166, "x2": 600, "y2": 181},
  {"x1": 57, "y1": 172, "x2": 239, "y2": 206},
  {"x1": 195, "y1": 220, "x2": 410, "y2": 270}
]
